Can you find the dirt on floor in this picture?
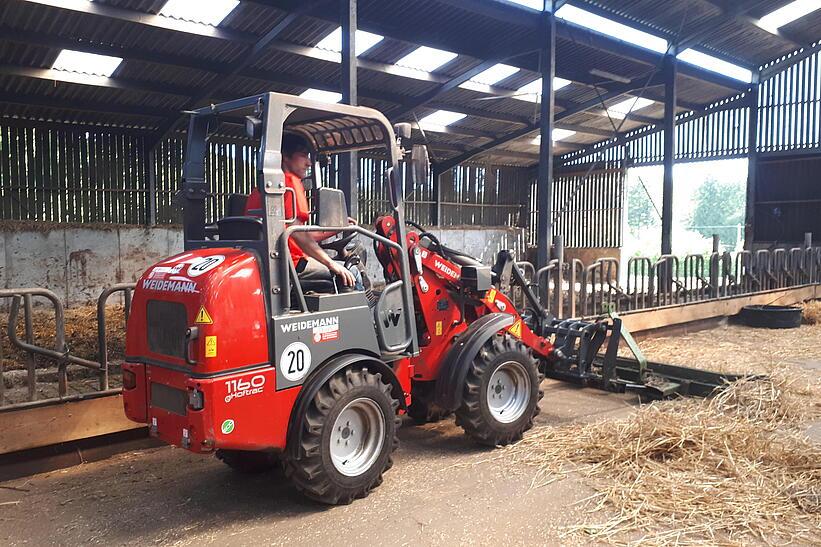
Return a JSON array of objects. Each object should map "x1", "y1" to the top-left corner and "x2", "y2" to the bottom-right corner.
[{"x1": 0, "y1": 322, "x2": 818, "y2": 546}]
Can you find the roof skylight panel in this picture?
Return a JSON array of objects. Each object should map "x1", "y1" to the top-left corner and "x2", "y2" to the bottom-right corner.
[
  {"x1": 159, "y1": 0, "x2": 239, "y2": 26},
  {"x1": 677, "y1": 49, "x2": 753, "y2": 83},
  {"x1": 531, "y1": 129, "x2": 577, "y2": 144},
  {"x1": 315, "y1": 27, "x2": 385, "y2": 57},
  {"x1": 51, "y1": 49, "x2": 123, "y2": 77},
  {"x1": 758, "y1": 0, "x2": 821, "y2": 34},
  {"x1": 418, "y1": 110, "x2": 466, "y2": 132},
  {"x1": 555, "y1": 5, "x2": 669, "y2": 54},
  {"x1": 513, "y1": 77, "x2": 572, "y2": 102},
  {"x1": 395, "y1": 46, "x2": 458, "y2": 73},
  {"x1": 606, "y1": 97, "x2": 654, "y2": 119},
  {"x1": 299, "y1": 89, "x2": 342, "y2": 103}
]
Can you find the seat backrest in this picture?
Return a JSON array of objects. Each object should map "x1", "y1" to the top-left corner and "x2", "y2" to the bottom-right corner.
[
  {"x1": 226, "y1": 194, "x2": 249, "y2": 217},
  {"x1": 314, "y1": 187, "x2": 348, "y2": 227}
]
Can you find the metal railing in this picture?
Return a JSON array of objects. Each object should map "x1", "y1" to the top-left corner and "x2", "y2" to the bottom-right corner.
[
  {"x1": 517, "y1": 233, "x2": 819, "y2": 319},
  {"x1": 0, "y1": 284, "x2": 134, "y2": 411}
]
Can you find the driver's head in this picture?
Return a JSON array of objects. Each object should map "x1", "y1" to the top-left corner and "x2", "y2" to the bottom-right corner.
[{"x1": 282, "y1": 133, "x2": 311, "y2": 179}]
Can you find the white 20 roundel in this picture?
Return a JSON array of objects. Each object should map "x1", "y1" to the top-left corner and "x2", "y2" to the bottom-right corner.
[
  {"x1": 187, "y1": 255, "x2": 226, "y2": 277},
  {"x1": 281, "y1": 342, "x2": 312, "y2": 382}
]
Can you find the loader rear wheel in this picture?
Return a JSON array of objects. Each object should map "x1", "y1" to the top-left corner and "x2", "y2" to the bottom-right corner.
[
  {"x1": 215, "y1": 449, "x2": 279, "y2": 474},
  {"x1": 285, "y1": 367, "x2": 400, "y2": 505},
  {"x1": 455, "y1": 334, "x2": 543, "y2": 446}
]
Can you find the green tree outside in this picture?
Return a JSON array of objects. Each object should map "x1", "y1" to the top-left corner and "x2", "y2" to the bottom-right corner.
[{"x1": 687, "y1": 177, "x2": 745, "y2": 249}]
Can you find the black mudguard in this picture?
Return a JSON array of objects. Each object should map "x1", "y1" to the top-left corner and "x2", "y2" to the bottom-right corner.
[
  {"x1": 286, "y1": 352, "x2": 406, "y2": 460},
  {"x1": 434, "y1": 313, "x2": 516, "y2": 412}
]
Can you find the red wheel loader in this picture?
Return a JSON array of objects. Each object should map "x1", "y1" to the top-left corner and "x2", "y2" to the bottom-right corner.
[{"x1": 123, "y1": 93, "x2": 741, "y2": 504}]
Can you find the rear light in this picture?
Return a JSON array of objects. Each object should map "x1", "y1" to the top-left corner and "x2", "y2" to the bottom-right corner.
[
  {"x1": 188, "y1": 388, "x2": 204, "y2": 410},
  {"x1": 123, "y1": 369, "x2": 137, "y2": 390}
]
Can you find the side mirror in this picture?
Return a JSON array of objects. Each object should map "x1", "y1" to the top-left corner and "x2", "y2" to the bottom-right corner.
[
  {"x1": 411, "y1": 144, "x2": 430, "y2": 187},
  {"x1": 245, "y1": 116, "x2": 262, "y2": 139},
  {"x1": 394, "y1": 122, "x2": 412, "y2": 140}
]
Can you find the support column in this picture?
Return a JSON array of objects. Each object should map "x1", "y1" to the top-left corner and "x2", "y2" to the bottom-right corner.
[
  {"x1": 144, "y1": 142, "x2": 157, "y2": 225},
  {"x1": 661, "y1": 54, "x2": 677, "y2": 256},
  {"x1": 432, "y1": 166, "x2": 443, "y2": 226},
  {"x1": 744, "y1": 85, "x2": 759, "y2": 249},
  {"x1": 339, "y1": 0, "x2": 358, "y2": 219},
  {"x1": 536, "y1": 3, "x2": 557, "y2": 269}
]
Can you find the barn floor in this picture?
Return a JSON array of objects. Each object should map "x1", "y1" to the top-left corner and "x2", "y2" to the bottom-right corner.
[{"x1": 1, "y1": 323, "x2": 818, "y2": 546}]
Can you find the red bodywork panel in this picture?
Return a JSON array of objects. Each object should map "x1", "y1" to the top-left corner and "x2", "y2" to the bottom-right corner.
[
  {"x1": 122, "y1": 248, "x2": 299, "y2": 453},
  {"x1": 374, "y1": 216, "x2": 554, "y2": 383}
]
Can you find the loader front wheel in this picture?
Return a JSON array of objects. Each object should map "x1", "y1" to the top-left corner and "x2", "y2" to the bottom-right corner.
[
  {"x1": 285, "y1": 367, "x2": 400, "y2": 504},
  {"x1": 455, "y1": 334, "x2": 543, "y2": 446}
]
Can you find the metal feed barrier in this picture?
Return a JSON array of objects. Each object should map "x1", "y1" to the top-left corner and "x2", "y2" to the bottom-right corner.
[
  {"x1": 0, "y1": 284, "x2": 134, "y2": 411},
  {"x1": 508, "y1": 236, "x2": 820, "y2": 319}
]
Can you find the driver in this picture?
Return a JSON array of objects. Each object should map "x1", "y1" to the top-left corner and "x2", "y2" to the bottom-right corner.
[{"x1": 244, "y1": 134, "x2": 363, "y2": 290}]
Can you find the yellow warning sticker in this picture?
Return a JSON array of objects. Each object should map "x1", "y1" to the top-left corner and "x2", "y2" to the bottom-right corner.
[
  {"x1": 205, "y1": 336, "x2": 217, "y2": 358},
  {"x1": 487, "y1": 288, "x2": 497, "y2": 303},
  {"x1": 435, "y1": 320, "x2": 443, "y2": 336},
  {"x1": 509, "y1": 319, "x2": 522, "y2": 339},
  {"x1": 195, "y1": 306, "x2": 213, "y2": 324}
]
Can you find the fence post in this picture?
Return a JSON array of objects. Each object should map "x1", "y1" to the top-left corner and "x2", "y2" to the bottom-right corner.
[
  {"x1": 709, "y1": 234, "x2": 720, "y2": 298},
  {"x1": 552, "y1": 235, "x2": 564, "y2": 318}
]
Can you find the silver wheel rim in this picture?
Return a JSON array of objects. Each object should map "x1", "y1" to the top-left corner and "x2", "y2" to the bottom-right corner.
[
  {"x1": 486, "y1": 361, "x2": 531, "y2": 424},
  {"x1": 330, "y1": 397, "x2": 385, "y2": 477}
]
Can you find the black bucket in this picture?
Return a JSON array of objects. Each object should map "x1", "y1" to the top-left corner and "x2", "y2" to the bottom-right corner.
[{"x1": 738, "y1": 305, "x2": 803, "y2": 329}]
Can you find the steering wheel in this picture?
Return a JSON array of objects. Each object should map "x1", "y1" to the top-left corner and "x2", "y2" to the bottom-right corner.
[{"x1": 320, "y1": 230, "x2": 357, "y2": 258}]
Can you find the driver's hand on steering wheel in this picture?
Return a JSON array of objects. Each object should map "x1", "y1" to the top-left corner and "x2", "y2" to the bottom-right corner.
[
  {"x1": 328, "y1": 261, "x2": 356, "y2": 287},
  {"x1": 347, "y1": 216, "x2": 358, "y2": 226}
]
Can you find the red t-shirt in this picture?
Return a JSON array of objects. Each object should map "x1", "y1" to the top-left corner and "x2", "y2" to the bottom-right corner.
[{"x1": 244, "y1": 172, "x2": 310, "y2": 264}]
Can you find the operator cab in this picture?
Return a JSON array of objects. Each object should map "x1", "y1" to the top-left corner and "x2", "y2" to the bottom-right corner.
[{"x1": 178, "y1": 93, "x2": 425, "y2": 361}]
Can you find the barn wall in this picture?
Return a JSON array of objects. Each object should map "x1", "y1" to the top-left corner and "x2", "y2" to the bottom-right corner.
[{"x1": 0, "y1": 223, "x2": 524, "y2": 305}]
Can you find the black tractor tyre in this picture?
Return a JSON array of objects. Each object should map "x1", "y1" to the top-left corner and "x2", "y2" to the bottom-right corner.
[
  {"x1": 284, "y1": 367, "x2": 400, "y2": 505},
  {"x1": 455, "y1": 334, "x2": 543, "y2": 447},
  {"x1": 407, "y1": 381, "x2": 453, "y2": 424},
  {"x1": 215, "y1": 449, "x2": 280, "y2": 474}
]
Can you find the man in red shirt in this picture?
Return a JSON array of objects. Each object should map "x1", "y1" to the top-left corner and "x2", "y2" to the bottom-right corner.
[{"x1": 245, "y1": 134, "x2": 361, "y2": 289}]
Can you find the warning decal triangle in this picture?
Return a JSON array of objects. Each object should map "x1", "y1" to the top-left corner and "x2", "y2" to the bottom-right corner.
[
  {"x1": 195, "y1": 306, "x2": 213, "y2": 324},
  {"x1": 509, "y1": 319, "x2": 522, "y2": 338}
]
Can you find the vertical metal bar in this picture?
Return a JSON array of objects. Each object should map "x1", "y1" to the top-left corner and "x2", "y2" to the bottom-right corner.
[
  {"x1": 552, "y1": 234, "x2": 564, "y2": 318},
  {"x1": 145, "y1": 142, "x2": 157, "y2": 225},
  {"x1": 661, "y1": 55, "x2": 676, "y2": 256},
  {"x1": 536, "y1": 4, "x2": 556, "y2": 269},
  {"x1": 339, "y1": 0, "x2": 359, "y2": 220},
  {"x1": 23, "y1": 295, "x2": 36, "y2": 401},
  {"x1": 432, "y1": 166, "x2": 442, "y2": 226},
  {"x1": 745, "y1": 86, "x2": 759, "y2": 249}
]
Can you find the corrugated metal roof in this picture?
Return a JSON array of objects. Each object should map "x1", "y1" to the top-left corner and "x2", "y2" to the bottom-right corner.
[{"x1": 0, "y1": 0, "x2": 817, "y2": 167}]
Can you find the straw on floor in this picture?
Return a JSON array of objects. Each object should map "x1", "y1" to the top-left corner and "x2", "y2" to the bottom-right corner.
[{"x1": 502, "y1": 371, "x2": 821, "y2": 545}]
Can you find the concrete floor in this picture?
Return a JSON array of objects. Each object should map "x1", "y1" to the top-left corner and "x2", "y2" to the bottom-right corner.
[{"x1": 0, "y1": 381, "x2": 635, "y2": 546}]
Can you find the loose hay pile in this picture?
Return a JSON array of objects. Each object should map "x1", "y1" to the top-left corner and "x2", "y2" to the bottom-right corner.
[
  {"x1": 803, "y1": 300, "x2": 821, "y2": 325},
  {"x1": 504, "y1": 372, "x2": 821, "y2": 545},
  {"x1": 633, "y1": 322, "x2": 821, "y2": 376},
  {"x1": 0, "y1": 304, "x2": 127, "y2": 370}
]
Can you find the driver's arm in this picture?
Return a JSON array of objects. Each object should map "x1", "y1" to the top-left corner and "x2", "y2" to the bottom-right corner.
[{"x1": 290, "y1": 221, "x2": 356, "y2": 287}]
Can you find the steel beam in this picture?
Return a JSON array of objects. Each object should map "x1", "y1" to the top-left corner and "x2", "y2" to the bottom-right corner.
[
  {"x1": 760, "y1": 42, "x2": 821, "y2": 81},
  {"x1": 537, "y1": 6, "x2": 557, "y2": 269},
  {"x1": 438, "y1": 75, "x2": 663, "y2": 169},
  {"x1": 744, "y1": 85, "x2": 759, "y2": 249},
  {"x1": 20, "y1": 0, "x2": 750, "y2": 94},
  {"x1": 339, "y1": 0, "x2": 358, "y2": 218},
  {"x1": 661, "y1": 55, "x2": 676, "y2": 255}
]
